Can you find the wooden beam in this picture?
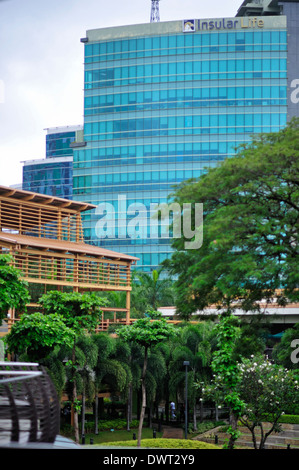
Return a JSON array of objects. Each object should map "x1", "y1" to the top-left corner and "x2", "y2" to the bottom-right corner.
[
  {"x1": 41, "y1": 198, "x2": 55, "y2": 205},
  {"x1": 21, "y1": 277, "x2": 131, "y2": 291},
  {"x1": 21, "y1": 194, "x2": 35, "y2": 201},
  {"x1": 126, "y1": 290, "x2": 131, "y2": 324}
]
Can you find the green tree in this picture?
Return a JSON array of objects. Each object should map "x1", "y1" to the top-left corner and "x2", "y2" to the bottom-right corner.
[
  {"x1": 164, "y1": 119, "x2": 299, "y2": 319},
  {"x1": 5, "y1": 312, "x2": 75, "y2": 361},
  {"x1": 237, "y1": 355, "x2": 299, "y2": 449},
  {"x1": 170, "y1": 322, "x2": 214, "y2": 431},
  {"x1": 91, "y1": 332, "x2": 116, "y2": 431},
  {"x1": 201, "y1": 314, "x2": 245, "y2": 449},
  {"x1": 0, "y1": 254, "x2": 30, "y2": 323},
  {"x1": 109, "y1": 337, "x2": 142, "y2": 431},
  {"x1": 272, "y1": 323, "x2": 299, "y2": 370},
  {"x1": 135, "y1": 268, "x2": 176, "y2": 311},
  {"x1": 39, "y1": 290, "x2": 108, "y2": 444},
  {"x1": 145, "y1": 346, "x2": 167, "y2": 427},
  {"x1": 75, "y1": 335, "x2": 98, "y2": 438},
  {"x1": 233, "y1": 315, "x2": 271, "y2": 360},
  {"x1": 154, "y1": 339, "x2": 177, "y2": 423},
  {"x1": 119, "y1": 310, "x2": 178, "y2": 447}
]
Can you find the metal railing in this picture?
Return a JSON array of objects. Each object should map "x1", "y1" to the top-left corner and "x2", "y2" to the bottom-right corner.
[{"x1": 0, "y1": 362, "x2": 60, "y2": 446}]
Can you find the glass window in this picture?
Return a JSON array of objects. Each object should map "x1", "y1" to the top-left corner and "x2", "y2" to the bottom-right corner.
[
  {"x1": 143, "y1": 37, "x2": 151, "y2": 50},
  {"x1": 202, "y1": 34, "x2": 209, "y2": 45}
]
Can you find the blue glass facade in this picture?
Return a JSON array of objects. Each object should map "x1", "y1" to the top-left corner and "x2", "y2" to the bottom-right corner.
[
  {"x1": 73, "y1": 15, "x2": 289, "y2": 271},
  {"x1": 46, "y1": 129, "x2": 76, "y2": 158},
  {"x1": 23, "y1": 158, "x2": 73, "y2": 199},
  {"x1": 22, "y1": 126, "x2": 82, "y2": 199}
]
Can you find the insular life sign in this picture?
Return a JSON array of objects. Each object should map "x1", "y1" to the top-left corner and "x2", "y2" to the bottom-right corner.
[
  {"x1": 182, "y1": 16, "x2": 288, "y2": 33},
  {"x1": 198, "y1": 17, "x2": 265, "y2": 31}
]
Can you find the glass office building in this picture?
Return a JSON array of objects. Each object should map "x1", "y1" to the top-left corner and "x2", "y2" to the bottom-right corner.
[
  {"x1": 23, "y1": 126, "x2": 82, "y2": 199},
  {"x1": 70, "y1": 1, "x2": 299, "y2": 271},
  {"x1": 23, "y1": 157, "x2": 73, "y2": 199},
  {"x1": 45, "y1": 126, "x2": 81, "y2": 159}
]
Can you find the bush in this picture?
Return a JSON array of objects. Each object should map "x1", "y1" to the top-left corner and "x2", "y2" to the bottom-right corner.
[
  {"x1": 101, "y1": 438, "x2": 219, "y2": 449},
  {"x1": 80, "y1": 419, "x2": 140, "y2": 433},
  {"x1": 188, "y1": 421, "x2": 226, "y2": 435},
  {"x1": 98, "y1": 419, "x2": 139, "y2": 430},
  {"x1": 278, "y1": 414, "x2": 299, "y2": 425}
]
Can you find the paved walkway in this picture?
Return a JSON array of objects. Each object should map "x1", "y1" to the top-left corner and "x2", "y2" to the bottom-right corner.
[{"x1": 162, "y1": 426, "x2": 184, "y2": 439}]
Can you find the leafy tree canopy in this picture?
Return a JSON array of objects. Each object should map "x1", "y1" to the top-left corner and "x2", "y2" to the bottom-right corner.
[
  {"x1": 272, "y1": 322, "x2": 299, "y2": 370},
  {"x1": 0, "y1": 254, "x2": 30, "y2": 322},
  {"x1": 39, "y1": 290, "x2": 108, "y2": 334},
  {"x1": 118, "y1": 309, "x2": 178, "y2": 349},
  {"x1": 164, "y1": 119, "x2": 299, "y2": 318},
  {"x1": 5, "y1": 312, "x2": 75, "y2": 361}
]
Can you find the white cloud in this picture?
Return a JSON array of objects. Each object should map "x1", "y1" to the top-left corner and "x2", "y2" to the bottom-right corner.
[{"x1": 0, "y1": 0, "x2": 242, "y2": 186}]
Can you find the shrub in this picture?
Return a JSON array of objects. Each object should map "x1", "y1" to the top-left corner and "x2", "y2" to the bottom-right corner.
[
  {"x1": 80, "y1": 419, "x2": 140, "y2": 433},
  {"x1": 98, "y1": 419, "x2": 139, "y2": 430},
  {"x1": 278, "y1": 414, "x2": 299, "y2": 425},
  {"x1": 100, "y1": 438, "x2": 219, "y2": 449}
]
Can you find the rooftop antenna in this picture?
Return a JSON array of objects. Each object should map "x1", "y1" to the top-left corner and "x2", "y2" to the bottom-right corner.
[{"x1": 150, "y1": 0, "x2": 160, "y2": 23}]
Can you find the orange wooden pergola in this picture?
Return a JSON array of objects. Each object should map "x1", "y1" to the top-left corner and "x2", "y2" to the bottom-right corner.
[{"x1": 0, "y1": 185, "x2": 138, "y2": 334}]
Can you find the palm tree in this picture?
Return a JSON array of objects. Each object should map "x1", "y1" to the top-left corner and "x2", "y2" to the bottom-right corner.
[
  {"x1": 91, "y1": 332, "x2": 115, "y2": 431},
  {"x1": 135, "y1": 268, "x2": 176, "y2": 311},
  {"x1": 145, "y1": 347, "x2": 167, "y2": 427},
  {"x1": 169, "y1": 322, "x2": 215, "y2": 431},
  {"x1": 109, "y1": 337, "x2": 138, "y2": 431},
  {"x1": 75, "y1": 335, "x2": 98, "y2": 437},
  {"x1": 154, "y1": 339, "x2": 178, "y2": 423}
]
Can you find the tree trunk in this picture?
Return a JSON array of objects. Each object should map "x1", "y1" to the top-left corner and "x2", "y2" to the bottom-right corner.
[
  {"x1": 164, "y1": 372, "x2": 170, "y2": 424},
  {"x1": 72, "y1": 342, "x2": 80, "y2": 445},
  {"x1": 94, "y1": 393, "x2": 99, "y2": 435},
  {"x1": 200, "y1": 400, "x2": 204, "y2": 423},
  {"x1": 260, "y1": 420, "x2": 278, "y2": 449},
  {"x1": 215, "y1": 404, "x2": 219, "y2": 422},
  {"x1": 193, "y1": 403, "x2": 197, "y2": 431},
  {"x1": 73, "y1": 381, "x2": 80, "y2": 444},
  {"x1": 228, "y1": 411, "x2": 238, "y2": 450},
  {"x1": 137, "y1": 347, "x2": 148, "y2": 448},
  {"x1": 81, "y1": 388, "x2": 86, "y2": 437},
  {"x1": 127, "y1": 384, "x2": 132, "y2": 431},
  {"x1": 251, "y1": 426, "x2": 258, "y2": 450},
  {"x1": 149, "y1": 403, "x2": 153, "y2": 428}
]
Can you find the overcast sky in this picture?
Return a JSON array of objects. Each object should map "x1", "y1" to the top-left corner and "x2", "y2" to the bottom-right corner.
[{"x1": 0, "y1": 0, "x2": 242, "y2": 187}]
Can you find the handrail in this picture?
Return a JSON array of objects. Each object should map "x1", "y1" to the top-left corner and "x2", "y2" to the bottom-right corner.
[{"x1": 0, "y1": 362, "x2": 60, "y2": 445}]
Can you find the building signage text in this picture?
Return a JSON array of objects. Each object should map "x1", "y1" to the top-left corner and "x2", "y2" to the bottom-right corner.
[
  {"x1": 183, "y1": 17, "x2": 267, "y2": 32},
  {"x1": 198, "y1": 17, "x2": 264, "y2": 31}
]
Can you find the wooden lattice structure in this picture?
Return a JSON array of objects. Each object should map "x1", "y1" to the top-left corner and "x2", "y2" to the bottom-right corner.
[{"x1": 0, "y1": 185, "x2": 138, "y2": 334}]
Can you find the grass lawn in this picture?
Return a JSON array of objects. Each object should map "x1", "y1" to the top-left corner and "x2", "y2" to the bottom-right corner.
[
  {"x1": 66, "y1": 427, "x2": 163, "y2": 446},
  {"x1": 60, "y1": 419, "x2": 225, "y2": 448}
]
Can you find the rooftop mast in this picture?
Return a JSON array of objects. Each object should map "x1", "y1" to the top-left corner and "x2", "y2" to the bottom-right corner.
[{"x1": 150, "y1": 0, "x2": 160, "y2": 23}]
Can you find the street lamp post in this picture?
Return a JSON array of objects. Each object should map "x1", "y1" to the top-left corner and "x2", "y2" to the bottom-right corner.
[{"x1": 183, "y1": 361, "x2": 189, "y2": 439}]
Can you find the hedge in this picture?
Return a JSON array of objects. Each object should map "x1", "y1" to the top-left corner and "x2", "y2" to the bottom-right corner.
[
  {"x1": 81, "y1": 419, "x2": 139, "y2": 433},
  {"x1": 278, "y1": 415, "x2": 299, "y2": 425},
  {"x1": 100, "y1": 438, "x2": 219, "y2": 449}
]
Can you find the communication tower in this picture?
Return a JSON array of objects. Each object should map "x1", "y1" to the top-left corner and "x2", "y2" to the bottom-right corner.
[{"x1": 150, "y1": 0, "x2": 160, "y2": 23}]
